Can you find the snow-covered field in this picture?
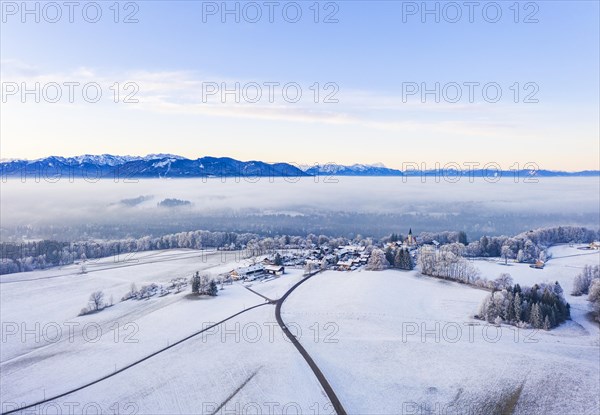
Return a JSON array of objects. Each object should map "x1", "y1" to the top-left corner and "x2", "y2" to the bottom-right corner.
[
  {"x1": 284, "y1": 245, "x2": 600, "y2": 414},
  {"x1": 0, "y1": 250, "x2": 321, "y2": 414},
  {"x1": 472, "y1": 245, "x2": 600, "y2": 337},
  {"x1": 1, "y1": 245, "x2": 598, "y2": 414}
]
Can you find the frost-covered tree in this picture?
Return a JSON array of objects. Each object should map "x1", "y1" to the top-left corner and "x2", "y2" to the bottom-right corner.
[
  {"x1": 89, "y1": 291, "x2": 105, "y2": 311},
  {"x1": 494, "y1": 273, "x2": 513, "y2": 290},
  {"x1": 366, "y1": 248, "x2": 389, "y2": 271},
  {"x1": 514, "y1": 292, "x2": 522, "y2": 322},
  {"x1": 588, "y1": 279, "x2": 600, "y2": 322},
  {"x1": 304, "y1": 261, "x2": 315, "y2": 276},
  {"x1": 530, "y1": 303, "x2": 542, "y2": 328},
  {"x1": 418, "y1": 246, "x2": 479, "y2": 283},
  {"x1": 478, "y1": 282, "x2": 569, "y2": 330},
  {"x1": 543, "y1": 316, "x2": 551, "y2": 331},
  {"x1": 501, "y1": 245, "x2": 512, "y2": 265},
  {"x1": 191, "y1": 272, "x2": 218, "y2": 296},
  {"x1": 572, "y1": 265, "x2": 600, "y2": 296}
]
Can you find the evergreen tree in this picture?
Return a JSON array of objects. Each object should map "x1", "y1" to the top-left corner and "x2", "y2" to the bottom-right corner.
[
  {"x1": 514, "y1": 292, "x2": 522, "y2": 322},
  {"x1": 522, "y1": 300, "x2": 531, "y2": 323},
  {"x1": 208, "y1": 280, "x2": 218, "y2": 296},
  {"x1": 550, "y1": 308, "x2": 557, "y2": 327},
  {"x1": 553, "y1": 281, "x2": 564, "y2": 296},
  {"x1": 543, "y1": 315, "x2": 551, "y2": 331},
  {"x1": 191, "y1": 272, "x2": 201, "y2": 294},
  {"x1": 506, "y1": 291, "x2": 516, "y2": 322},
  {"x1": 388, "y1": 248, "x2": 398, "y2": 267},
  {"x1": 393, "y1": 249, "x2": 402, "y2": 268},
  {"x1": 403, "y1": 249, "x2": 414, "y2": 270},
  {"x1": 530, "y1": 303, "x2": 542, "y2": 328}
]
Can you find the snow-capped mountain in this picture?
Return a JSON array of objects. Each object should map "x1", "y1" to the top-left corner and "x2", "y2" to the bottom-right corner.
[
  {"x1": 304, "y1": 163, "x2": 404, "y2": 176},
  {"x1": 1, "y1": 155, "x2": 597, "y2": 178},
  {"x1": 0, "y1": 155, "x2": 308, "y2": 179}
]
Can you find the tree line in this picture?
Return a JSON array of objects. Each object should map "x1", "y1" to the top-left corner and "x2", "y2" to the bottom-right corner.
[
  {"x1": 571, "y1": 265, "x2": 600, "y2": 322},
  {"x1": 478, "y1": 282, "x2": 570, "y2": 330},
  {"x1": 2, "y1": 225, "x2": 597, "y2": 275}
]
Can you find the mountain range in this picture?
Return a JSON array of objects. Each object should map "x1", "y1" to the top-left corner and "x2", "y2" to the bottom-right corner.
[{"x1": 1, "y1": 155, "x2": 598, "y2": 179}]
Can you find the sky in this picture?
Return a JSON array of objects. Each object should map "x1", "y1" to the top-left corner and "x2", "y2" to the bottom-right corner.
[{"x1": 0, "y1": 0, "x2": 598, "y2": 170}]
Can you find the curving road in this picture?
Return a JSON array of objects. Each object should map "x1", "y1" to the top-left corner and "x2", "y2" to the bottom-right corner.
[
  {"x1": 3, "y1": 270, "x2": 347, "y2": 415},
  {"x1": 275, "y1": 271, "x2": 348, "y2": 415}
]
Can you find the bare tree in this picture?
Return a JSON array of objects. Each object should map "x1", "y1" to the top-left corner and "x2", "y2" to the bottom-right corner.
[{"x1": 89, "y1": 291, "x2": 105, "y2": 311}]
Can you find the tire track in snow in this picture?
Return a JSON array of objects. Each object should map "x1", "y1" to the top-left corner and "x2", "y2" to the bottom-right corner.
[
  {"x1": 0, "y1": 250, "x2": 217, "y2": 284},
  {"x1": 1, "y1": 303, "x2": 269, "y2": 415},
  {"x1": 210, "y1": 369, "x2": 260, "y2": 415}
]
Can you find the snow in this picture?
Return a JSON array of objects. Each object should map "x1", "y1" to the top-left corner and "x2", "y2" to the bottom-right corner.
[
  {"x1": 472, "y1": 244, "x2": 600, "y2": 341},
  {"x1": 3, "y1": 306, "x2": 330, "y2": 414},
  {"x1": 1, "y1": 246, "x2": 598, "y2": 414},
  {"x1": 283, "y1": 261, "x2": 600, "y2": 414},
  {"x1": 242, "y1": 268, "x2": 306, "y2": 301},
  {"x1": 152, "y1": 159, "x2": 178, "y2": 168},
  {"x1": 1, "y1": 250, "x2": 324, "y2": 413}
]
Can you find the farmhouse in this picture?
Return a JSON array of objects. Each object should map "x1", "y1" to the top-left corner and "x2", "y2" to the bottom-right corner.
[
  {"x1": 264, "y1": 265, "x2": 285, "y2": 275},
  {"x1": 231, "y1": 263, "x2": 264, "y2": 279},
  {"x1": 337, "y1": 260, "x2": 354, "y2": 271},
  {"x1": 530, "y1": 260, "x2": 545, "y2": 269}
]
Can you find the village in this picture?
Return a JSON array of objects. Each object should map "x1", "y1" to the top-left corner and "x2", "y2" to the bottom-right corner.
[
  {"x1": 88, "y1": 226, "x2": 600, "y2": 306},
  {"x1": 226, "y1": 229, "x2": 420, "y2": 282}
]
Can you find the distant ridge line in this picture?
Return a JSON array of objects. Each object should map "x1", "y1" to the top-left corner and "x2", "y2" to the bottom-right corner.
[{"x1": 1, "y1": 155, "x2": 598, "y2": 178}]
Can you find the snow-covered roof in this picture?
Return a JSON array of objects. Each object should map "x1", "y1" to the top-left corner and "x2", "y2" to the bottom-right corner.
[
  {"x1": 237, "y1": 264, "x2": 264, "y2": 274},
  {"x1": 264, "y1": 265, "x2": 284, "y2": 272}
]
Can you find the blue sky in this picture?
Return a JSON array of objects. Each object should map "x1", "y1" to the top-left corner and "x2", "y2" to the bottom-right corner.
[{"x1": 1, "y1": 1, "x2": 598, "y2": 170}]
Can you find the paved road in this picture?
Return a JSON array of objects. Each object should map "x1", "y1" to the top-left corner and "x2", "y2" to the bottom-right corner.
[
  {"x1": 275, "y1": 271, "x2": 348, "y2": 415},
  {"x1": 239, "y1": 283, "x2": 277, "y2": 304},
  {"x1": 3, "y1": 268, "x2": 348, "y2": 415}
]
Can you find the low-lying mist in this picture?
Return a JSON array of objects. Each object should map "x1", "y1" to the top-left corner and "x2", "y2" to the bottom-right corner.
[{"x1": 1, "y1": 177, "x2": 598, "y2": 241}]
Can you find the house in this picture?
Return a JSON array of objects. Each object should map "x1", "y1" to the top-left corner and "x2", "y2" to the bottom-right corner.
[
  {"x1": 590, "y1": 241, "x2": 600, "y2": 250},
  {"x1": 337, "y1": 260, "x2": 354, "y2": 271},
  {"x1": 264, "y1": 265, "x2": 285, "y2": 275},
  {"x1": 324, "y1": 254, "x2": 337, "y2": 264},
  {"x1": 231, "y1": 263, "x2": 265, "y2": 279},
  {"x1": 530, "y1": 260, "x2": 545, "y2": 269}
]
